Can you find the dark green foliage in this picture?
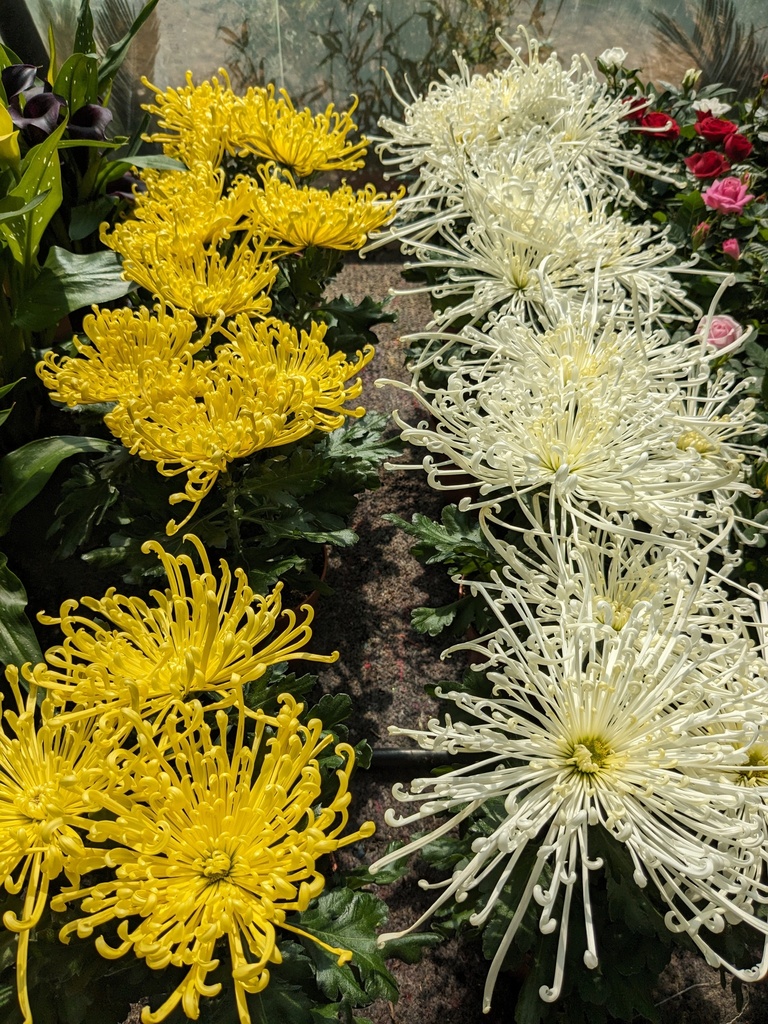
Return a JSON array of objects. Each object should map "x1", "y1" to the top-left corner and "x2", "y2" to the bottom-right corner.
[
  {"x1": 46, "y1": 413, "x2": 401, "y2": 597},
  {"x1": 385, "y1": 504, "x2": 505, "y2": 636}
]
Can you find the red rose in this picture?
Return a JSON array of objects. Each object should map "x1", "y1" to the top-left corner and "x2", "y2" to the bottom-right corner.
[
  {"x1": 622, "y1": 95, "x2": 648, "y2": 122},
  {"x1": 639, "y1": 111, "x2": 680, "y2": 139},
  {"x1": 723, "y1": 132, "x2": 753, "y2": 162},
  {"x1": 694, "y1": 115, "x2": 738, "y2": 142},
  {"x1": 684, "y1": 151, "x2": 731, "y2": 179}
]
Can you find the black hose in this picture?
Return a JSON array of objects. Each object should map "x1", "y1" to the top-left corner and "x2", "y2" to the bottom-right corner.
[{"x1": 369, "y1": 747, "x2": 483, "y2": 771}]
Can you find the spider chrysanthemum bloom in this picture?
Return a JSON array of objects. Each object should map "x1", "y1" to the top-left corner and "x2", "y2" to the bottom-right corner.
[
  {"x1": 53, "y1": 695, "x2": 375, "y2": 1024},
  {"x1": 373, "y1": 30, "x2": 673, "y2": 249},
  {"x1": 36, "y1": 304, "x2": 209, "y2": 406},
  {"x1": 399, "y1": 300, "x2": 696, "y2": 391},
  {"x1": 217, "y1": 314, "x2": 375, "y2": 430},
  {"x1": 230, "y1": 85, "x2": 369, "y2": 176},
  {"x1": 370, "y1": 581, "x2": 768, "y2": 1010},
  {"x1": 101, "y1": 322, "x2": 372, "y2": 531},
  {"x1": 101, "y1": 222, "x2": 278, "y2": 321},
  {"x1": 141, "y1": 70, "x2": 239, "y2": 168},
  {"x1": 252, "y1": 171, "x2": 402, "y2": 252},
  {"x1": 29, "y1": 534, "x2": 338, "y2": 725},
  {"x1": 388, "y1": 323, "x2": 757, "y2": 544},
  {"x1": 392, "y1": 160, "x2": 679, "y2": 328},
  {"x1": 0, "y1": 675, "x2": 116, "y2": 1022},
  {"x1": 105, "y1": 164, "x2": 257, "y2": 253}
]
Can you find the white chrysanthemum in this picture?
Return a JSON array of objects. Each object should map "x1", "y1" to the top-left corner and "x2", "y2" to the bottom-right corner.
[
  {"x1": 370, "y1": 582, "x2": 768, "y2": 1009},
  {"x1": 375, "y1": 30, "x2": 672, "y2": 220},
  {"x1": 389, "y1": 159, "x2": 681, "y2": 328},
  {"x1": 399, "y1": 299, "x2": 700, "y2": 389},
  {"x1": 471, "y1": 503, "x2": 760, "y2": 682},
  {"x1": 669, "y1": 361, "x2": 765, "y2": 525},
  {"x1": 387, "y1": 336, "x2": 752, "y2": 543}
]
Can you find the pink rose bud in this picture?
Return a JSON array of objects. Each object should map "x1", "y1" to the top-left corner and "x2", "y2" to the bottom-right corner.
[
  {"x1": 697, "y1": 313, "x2": 744, "y2": 349},
  {"x1": 702, "y1": 176, "x2": 755, "y2": 214},
  {"x1": 692, "y1": 221, "x2": 711, "y2": 247},
  {"x1": 722, "y1": 238, "x2": 740, "y2": 259}
]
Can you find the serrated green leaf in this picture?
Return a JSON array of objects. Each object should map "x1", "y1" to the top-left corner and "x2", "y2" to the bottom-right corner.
[
  {"x1": 295, "y1": 889, "x2": 398, "y2": 1004},
  {"x1": 411, "y1": 601, "x2": 460, "y2": 636},
  {"x1": 307, "y1": 692, "x2": 353, "y2": 731},
  {"x1": 12, "y1": 247, "x2": 132, "y2": 330},
  {"x1": 0, "y1": 553, "x2": 43, "y2": 669},
  {"x1": 0, "y1": 435, "x2": 115, "y2": 535},
  {"x1": 385, "y1": 504, "x2": 495, "y2": 573},
  {"x1": 246, "y1": 949, "x2": 316, "y2": 1024}
]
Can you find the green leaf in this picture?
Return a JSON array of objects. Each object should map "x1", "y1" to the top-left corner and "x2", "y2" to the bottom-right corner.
[
  {"x1": 243, "y1": 944, "x2": 316, "y2": 1024},
  {"x1": 0, "y1": 119, "x2": 67, "y2": 263},
  {"x1": 411, "y1": 601, "x2": 461, "y2": 636},
  {"x1": 107, "y1": 153, "x2": 187, "y2": 172},
  {"x1": 307, "y1": 692, "x2": 354, "y2": 732},
  {"x1": 294, "y1": 888, "x2": 399, "y2": 1004},
  {"x1": 0, "y1": 378, "x2": 22, "y2": 428},
  {"x1": 0, "y1": 192, "x2": 50, "y2": 225},
  {"x1": 0, "y1": 435, "x2": 115, "y2": 535},
  {"x1": 0, "y1": 553, "x2": 43, "y2": 669},
  {"x1": 74, "y1": 0, "x2": 96, "y2": 56},
  {"x1": 12, "y1": 247, "x2": 132, "y2": 330},
  {"x1": 378, "y1": 930, "x2": 442, "y2": 964},
  {"x1": 53, "y1": 53, "x2": 99, "y2": 112},
  {"x1": 68, "y1": 196, "x2": 116, "y2": 241},
  {"x1": 97, "y1": 0, "x2": 162, "y2": 92}
]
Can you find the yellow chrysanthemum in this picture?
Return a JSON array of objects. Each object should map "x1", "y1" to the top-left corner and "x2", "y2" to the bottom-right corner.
[
  {"x1": 53, "y1": 695, "x2": 375, "y2": 1024},
  {"x1": 101, "y1": 224, "x2": 278, "y2": 320},
  {"x1": 107, "y1": 164, "x2": 256, "y2": 253},
  {"x1": 29, "y1": 534, "x2": 337, "y2": 725},
  {"x1": 141, "y1": 70, "x2": 239, "y2": 168},
  {"x1": 217, "y1": 315, "x2": 375, "y2": 430},
  {"x1": 252, "y1": 172, "x2": 403, "y2": 251},
  {"x1": 103, "y1": 320, "x2": 374, "y2": 531},
  {"x1": 0, "y1": 675, "x2": 115, "y2": 1022},
  {"x1": 36, "y1": 304, "x2": 210, "y2": 406},
  {"x1": 230, "y1": 85, "x2": 368, "y2": 177}
]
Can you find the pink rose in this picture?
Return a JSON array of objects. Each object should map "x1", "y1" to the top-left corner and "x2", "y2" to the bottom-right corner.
[
  {"x1": 697, "y1": 314, "x2": 744, "y2": 349},
  {"x1": 722, "y1": 238, "x2": 740, "y2": 259},
  {"x1": 702, "y1": 176, "x2": 755, "y2": 214}
]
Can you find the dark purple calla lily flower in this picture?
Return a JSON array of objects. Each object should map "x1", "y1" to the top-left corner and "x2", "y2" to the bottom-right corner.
[
  {"x1": 105, "y1": 169, "x2": 145, "y2": 202},
  {"x1": 1, "y1": 64, "x2": 40, "y2": 101},
  {"x1": 9, "y1": 90, "x2": 67, "y2": 144},
  {"x1": 67, "y1": 103, "x2": 113, "y2": 141}
]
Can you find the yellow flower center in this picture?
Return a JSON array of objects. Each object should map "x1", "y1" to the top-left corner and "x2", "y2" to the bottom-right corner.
[
  {"x1": 677, "y1": 430, "x2": 719, "y2": 455},
  {"x1": 15, "y1": 782, "x2": 58, "y2": 821},
  {"x1": 201, "y1": 850, "x2": 233, "y2": 881},
  {"x1": 738, "y1": 743, "x2": 768, "y2": 786},
  {"x1": 596, "y1": 599, "x2": 633, "y2": 631},
  {"x1": 569, "y1": 737, "x2": 614, "y2": 774}
]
